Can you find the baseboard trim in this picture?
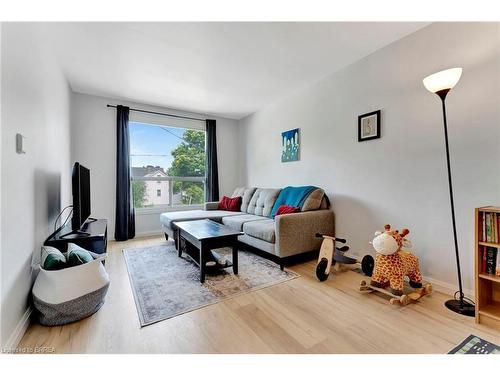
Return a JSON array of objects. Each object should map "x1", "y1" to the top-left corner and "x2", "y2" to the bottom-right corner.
[
  {"x1": 423, "y1": 276, "x2": 474, "y2": 300},
  {"x1": 4, "y1": 306, "x2": 32, "y2": 350},
  {"x1": 134, "y1": 230, "x2": 163, "y2": 238},
  {"x1": 106, "y1": 231, "x2": 163, "y2": 243}
]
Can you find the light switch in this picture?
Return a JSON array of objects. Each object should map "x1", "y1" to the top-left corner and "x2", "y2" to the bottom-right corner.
[{"x1": 16, "y1": 133, "x2": 26, "y2": 154}]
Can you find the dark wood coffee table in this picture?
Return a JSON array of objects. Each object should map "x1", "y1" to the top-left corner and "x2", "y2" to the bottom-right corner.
[{"x1": 173, "y1": 219, "x2": 243, "y2": 283}]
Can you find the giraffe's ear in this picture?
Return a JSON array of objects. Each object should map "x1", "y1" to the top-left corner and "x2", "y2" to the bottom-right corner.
[{"x1": 374, "y1": 230, "x2": 383, "y2": 236}]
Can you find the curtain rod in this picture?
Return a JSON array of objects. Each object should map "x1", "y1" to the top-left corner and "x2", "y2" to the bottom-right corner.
[{"x1": 106, "y1": 104, "x2": 206, "y2": 122}]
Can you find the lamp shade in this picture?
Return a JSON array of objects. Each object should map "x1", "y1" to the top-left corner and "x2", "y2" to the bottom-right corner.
[{"x1": 423, "y1": 68, "x2": 462, "y2": 94}]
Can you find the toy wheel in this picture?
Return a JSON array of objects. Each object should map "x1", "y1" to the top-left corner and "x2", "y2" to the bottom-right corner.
[
  {"x1": 424, "y1": 284, "x2": 433, "y2": 294},
  {"x1": 361, "y1": 255, "x2": 374, "y2": 276},
  {"x1": 316, "y1": 258, "x2": 329, "y2": 281},
  {"x1": 359, "y1": 280, "x2": 370, "y2": 291},
  {"x1": 399, "y1": 295, "x2": 410, "y2": 305}
]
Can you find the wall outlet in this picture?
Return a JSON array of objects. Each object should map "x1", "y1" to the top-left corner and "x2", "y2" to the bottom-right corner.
[{"x1": 16, "y1": 133, "x2": 26, "y2": 154}]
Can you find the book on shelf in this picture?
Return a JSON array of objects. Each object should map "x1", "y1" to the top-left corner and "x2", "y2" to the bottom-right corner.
[
  {"x1": 497, "y1": 250, "x2": 500, "y2": 276},
  {"x1": 498, "y1": 213, "x2": 500, "y2": 243},
  {"x1": 483, "y1": 247, "x2": 498, "y2": 275},
  {"x1": 485, "y1": 212, "x2": 491, "y2": 242},
  {"x1": 480, "y1": 211, "x2": 499, "y2": 244},
  {"x1": 494, "y1": 213, "x2": 498, "y2": 243},
  {"x1": 492, "y1": 213, "x2": 495, "y2": 242},
  {"x1": 482, "y1": 212, "x2": 486, "y2": 241}
]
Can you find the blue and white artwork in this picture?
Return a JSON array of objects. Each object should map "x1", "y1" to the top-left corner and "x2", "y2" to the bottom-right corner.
[{"x1": 281, "y1": 128, "x2": 300, "y2": 162}]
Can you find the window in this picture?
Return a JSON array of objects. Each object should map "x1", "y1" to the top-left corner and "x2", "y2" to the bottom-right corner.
[{"x1": 129, "y1": 121, "x2": 206, "y2": 209}]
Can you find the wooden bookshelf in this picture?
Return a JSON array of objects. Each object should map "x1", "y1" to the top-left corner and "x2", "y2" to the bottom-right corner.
[{"x1": 475, "y1": 207, "x2": 500, "y2": 330}]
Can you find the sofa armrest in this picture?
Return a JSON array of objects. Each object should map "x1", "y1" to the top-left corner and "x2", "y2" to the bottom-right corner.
[
  {"x1": 204, "y1": 201, "x2": 220, "y2": 211},
  {"x1": 275, "y1": 209, "x2": 334, "y2": 258}
]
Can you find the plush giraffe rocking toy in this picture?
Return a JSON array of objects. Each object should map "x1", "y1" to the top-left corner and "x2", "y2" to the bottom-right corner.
[{"x1": 359, "y1": 224, "x2": 432, "y2": 305}]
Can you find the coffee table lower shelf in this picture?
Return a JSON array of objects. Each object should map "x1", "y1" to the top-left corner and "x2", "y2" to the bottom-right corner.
[
  {"x1": 173, "y1": 219, "x2": 242, "y2": 283},
  {"x1": 182, "y1": 242, "x2": 234, "y2": 271}
]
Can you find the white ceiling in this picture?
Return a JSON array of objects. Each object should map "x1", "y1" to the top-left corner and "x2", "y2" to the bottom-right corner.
[{"x1": 45, "y1": 22, "x2": 429, "y2": 119}]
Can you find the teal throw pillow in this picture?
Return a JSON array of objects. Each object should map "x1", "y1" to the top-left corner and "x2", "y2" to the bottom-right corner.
[
  {"x1": 66, "y1": 243, "x2": 94, "y2": 267},
  {"x1": 41, "y1": 246, "x2": 67, "y2": 270}
]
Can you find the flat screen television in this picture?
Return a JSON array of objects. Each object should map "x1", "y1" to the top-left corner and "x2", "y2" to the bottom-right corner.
[{"x1": 72, "y1": 162, "x2": 91, "y2": 230}]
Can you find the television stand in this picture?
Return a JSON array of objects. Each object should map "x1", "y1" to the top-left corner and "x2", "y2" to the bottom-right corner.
[
  {"x1": 45, "y1": 218, "x2": 108, "y2": 254},
  {"x1": 60, "y1": 229, "x2": 92, "y2": 239}
]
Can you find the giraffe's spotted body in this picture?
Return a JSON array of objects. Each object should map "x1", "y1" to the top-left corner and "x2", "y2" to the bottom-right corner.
[{"x1": 370, "y1": 225, "x2": 423, "y2": 296}]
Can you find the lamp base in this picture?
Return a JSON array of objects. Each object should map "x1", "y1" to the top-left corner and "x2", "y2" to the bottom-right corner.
[{"x1": 445, "y1": 299, "x2": 475, "y2": 317}]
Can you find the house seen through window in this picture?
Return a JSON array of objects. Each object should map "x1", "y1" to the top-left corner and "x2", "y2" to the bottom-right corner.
[{"x1": 129, "y1": 122, "x2": 206, "y2": 209}]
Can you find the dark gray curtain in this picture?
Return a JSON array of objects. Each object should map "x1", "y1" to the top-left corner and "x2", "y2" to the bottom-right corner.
[
  {"x1": 205, "y1": 119, "x2": 219, "y2": 202},
  {"x1": 115, "y1": 105, "x2": 135, "y2": 241}
]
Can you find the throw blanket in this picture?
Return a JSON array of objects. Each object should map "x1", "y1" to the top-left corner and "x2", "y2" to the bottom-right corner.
[{"x1": 270, "y1": 186, "x2": 318, "y2": 217}]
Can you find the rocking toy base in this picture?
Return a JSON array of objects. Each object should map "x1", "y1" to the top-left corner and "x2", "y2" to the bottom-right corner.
[{"x1": 445, "y1": 299, "x2": 475, "y2": 317}]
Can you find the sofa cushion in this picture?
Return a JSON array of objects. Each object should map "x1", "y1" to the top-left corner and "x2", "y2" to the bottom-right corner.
[
  {"x1": 160, "y1": 210, "x2": 243, "y2": 229},
  {"x1": 319, "y1": 196, "x2": 329, "y2": 209},
  {"x1": 222, "y1": 214, "x2": 267, "y2": 231},
  {"x1": 246, "y1": 188, "x2": 281, "y2": 217},
  {"x1": 239, "y1": 234, "x2": 276, "y2": 255},
  {"x1": 302, "y1": 188, "x2": 326, "y2": 211},
  {"x1": 232, "y1": 187, "x2": 257, "y2": 213},
  {"x1": 243, "y1": 219, "x2": 276, "y2": 243}
]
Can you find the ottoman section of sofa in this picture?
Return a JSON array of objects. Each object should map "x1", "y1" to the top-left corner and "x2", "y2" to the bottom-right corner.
[{"x1": 160, "y1": 209, "x2": 244, "y2": 238}]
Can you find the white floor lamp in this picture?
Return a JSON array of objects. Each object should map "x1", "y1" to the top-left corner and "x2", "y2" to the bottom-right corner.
[{"x1": 423, "y1": 67, "x2": 475, "y2": 316}]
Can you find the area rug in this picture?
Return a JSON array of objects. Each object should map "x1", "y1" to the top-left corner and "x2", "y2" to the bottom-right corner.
[
  {"x1": 123, "y1": 243, "x2": 299, "y2": 326},
  {"x1": 448, "y1": 335, "x2": 499, "y2": 354}
]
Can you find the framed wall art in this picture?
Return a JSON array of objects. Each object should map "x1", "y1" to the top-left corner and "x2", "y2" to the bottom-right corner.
[{"x1": 358, "y1": 110, "x2": 381, "y2": 142}]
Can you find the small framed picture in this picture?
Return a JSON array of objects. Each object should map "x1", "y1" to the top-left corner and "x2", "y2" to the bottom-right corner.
[
  {"x1": 281, "y1": 128, "x2": 300, "y2": 162},
  {"x1": 358, "y1": 110, "x2": 381, "y2": 142}
]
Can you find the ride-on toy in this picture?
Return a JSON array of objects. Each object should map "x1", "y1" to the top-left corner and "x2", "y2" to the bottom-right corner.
[
  {"x1": 359, "y1": 224, "x2": 433, "y2": 305},
  {"x1": 315, "y1": 233, "x2": 375, "y2": 281},
  {"x1": 359, "y1": 280, "x2": 433, "y2": 305}
]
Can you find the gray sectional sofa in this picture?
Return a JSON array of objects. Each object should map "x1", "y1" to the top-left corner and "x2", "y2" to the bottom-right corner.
[{"x1": 160, "y1": 187, "x2": 334, "y2": 268}]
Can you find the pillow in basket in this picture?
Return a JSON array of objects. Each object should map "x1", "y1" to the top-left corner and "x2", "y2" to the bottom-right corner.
[
  {"x1": 66, "y1": 243, "x2": 94, "y2": 267},
  {"x1": 41, "y1": 246, "x2": 67, "y2": 270}
]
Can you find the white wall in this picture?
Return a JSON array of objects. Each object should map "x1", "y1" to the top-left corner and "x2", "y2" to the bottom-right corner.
[
  {"x1": 0, "y1": 22, "x2": 3, "y2": 346},
  {"x1": 239, "y1": 22, "x2": 500, "y2": 293},
  {"x1": 71, "y1": 93, "x2": 241, "y2": 237},
  {"x1": 1, "y1": 23, "x2": 72, "y2": 346}
]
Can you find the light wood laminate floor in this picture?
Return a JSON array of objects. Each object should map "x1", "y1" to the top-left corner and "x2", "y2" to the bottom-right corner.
[{"x1": 19, "y1": 236, "x2": 500, "y2": 353}]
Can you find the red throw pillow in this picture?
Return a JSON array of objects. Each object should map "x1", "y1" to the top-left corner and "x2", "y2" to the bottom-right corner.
[
  {"x1": 218, "y1": 195, "x2": 242, "y2": 212},
  {"x1": 275, "y1": 205, "x2": 301, "y2": 216}
]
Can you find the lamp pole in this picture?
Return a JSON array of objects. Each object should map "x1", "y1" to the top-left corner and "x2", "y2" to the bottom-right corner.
[
  {"x1": 423, "y1": 68, "x2": 475, "y2": 316},
  {"x1": 435, "y1": 89, "x2": 475, "y2": 317},
  {"x1": 440, "y1": 94, "x2": 463, "y2": 303}
]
